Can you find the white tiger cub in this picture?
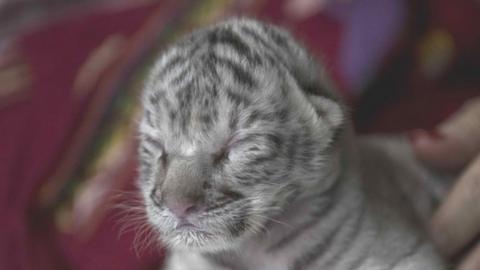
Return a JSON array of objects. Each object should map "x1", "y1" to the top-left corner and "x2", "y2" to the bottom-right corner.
[{"x1": 137, "y1": 18, "x2": 447, "y2": 270}]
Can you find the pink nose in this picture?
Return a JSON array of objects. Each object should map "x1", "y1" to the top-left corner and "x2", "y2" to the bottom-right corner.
[{"x1": 166, "y1": 200, "x2": 204, "y2": 219}]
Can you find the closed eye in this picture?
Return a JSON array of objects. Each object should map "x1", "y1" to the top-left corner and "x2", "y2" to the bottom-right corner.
[
  {"x1": 214, "y1": 132, "x2": 283, "y2": 166},
  {"x1": 215, "y1": 132, "x2": 282, "y2": 165},
  {"x1": 213, "y1": 146, "x2": 229, "y2": 166},
  {"x1": 229, "y1": 133, "x2": 282, "y2": 150},
  {"x1": 141, "y1": 134, "x2": 167, "y2": 162}
]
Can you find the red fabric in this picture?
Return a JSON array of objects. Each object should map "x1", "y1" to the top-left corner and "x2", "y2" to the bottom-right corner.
[{"x1": 0, "y1": 4, "x2": 161, "y2": 270}]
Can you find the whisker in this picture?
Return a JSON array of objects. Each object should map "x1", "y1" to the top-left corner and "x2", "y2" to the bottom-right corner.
[{"x1": 250, "y1": 213, "x2": 294, "y2": 229}]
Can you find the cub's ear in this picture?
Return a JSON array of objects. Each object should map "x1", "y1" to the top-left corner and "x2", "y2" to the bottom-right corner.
[
  {"x1": 308, "y1": 95, "x2": 345, "y2": 130},
  {"x1": 292, "y1": 63, "x2": 345, "y2": 132},
  {"x1": 287, "y1": 75, "x2": 346, "y2": 135}
]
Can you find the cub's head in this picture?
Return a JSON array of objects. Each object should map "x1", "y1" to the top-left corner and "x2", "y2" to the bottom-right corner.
[{"x1": 137, "y1": 21, "x2": 345, "y2": 252}]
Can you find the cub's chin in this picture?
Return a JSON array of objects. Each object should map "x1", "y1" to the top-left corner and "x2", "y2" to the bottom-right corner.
[
  {"x1": 162, "y1": 227, "x2": 237, "y2": 252},
  {"x1": 147, "y1": 204, "x2": 262, "y2": 252}
]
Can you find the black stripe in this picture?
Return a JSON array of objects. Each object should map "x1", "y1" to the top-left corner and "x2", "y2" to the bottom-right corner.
[
  {"x1": 139, "y1": 157, "x2": 152, "y2": 170},
  {"x1": 228, "y1": 108, "x2": 239, "y2": 130},
  {"x1": 263, "y1": 25, "x2": 290, "y2": 51},
  {"x1": 199, "y1": 113, "x2": 213, "y2": 127},
  {"x1": 204, "y1": 251, "x2": 242, "y2": 269},
  {"x1": 267, "y1": 181, "x2": 341, "y2": 253},
  {"x1": 175, "y1": 81, "x2": 194, "y2": 133},
  {"x1": 267, "y1": 214, "x2": 322, "y2": 252},
  {"x1": 329, "y1": 122, "x2": 345, "y2": 149},
  {"x1": 246, "y1": 151, "x2": 278, "y2": 166},
  {"x1": 205, "y1": 190, "x2": 244, "y2": 212},
  {"x1": 148, "y1": 91, "x2": 164, "y2": 105},
  {"x1": 225, "y1": 88, "x2": 251, "y2": 106},
  {"x1": 138, "y1": 159, "x2": 152, "y2": 182},
  {"x1": 205, "y1": 254, "x2": 234, "y2": 269},
  {"x1": 233, "y1": 173, "x2": 256, "y2": 185},
  {"x1": 144, "y1": 110, "x2": 154, "y2": 127},
  {"x1": 139, "y1": 145, "x2": 154, "y2": 157},
  {"x1": 247, "y1": 146, "x2": 260, "y2": 152},
  {"x1": 345, "y1": 251, "x2": 369, "y2": 270},
  {"x1": 241, "y1": 26, "x2": 275, "y2": 54},
  {"x1": 299, "y1": 137, "x2": 315, "y2": 164},
  {"x1": 290, "y1": 227, "x2": 340, "y2": 270},
  {"x1": 220, "y1": 188, "x2": 244, "y2": 201},
  {"x1": 319, "y1": 208, "x2": 366, "y2": 269},
  {"x1": 160, "y1": 96, "x2": 172, "y2": 112},
  {"x1": 168, "y1": 110, "x2": 176, "y2": 130},
  {"x1": 232, "y1": 133, "x2": 279, "y2": 149},
  {"x1": 202, "y1": 55, "x2": 221, "y2": 82},
  {"x1": 175, "y1": 82, "x2": 193, "y2": 107},
  {"x1": 210, "y1": 29, "x2": 252, "y2": 59},
  {"x1": 143, "y1": 135, "x2": 163, "y2": 150},
  {"x1": 290, "y1": 212, "x2": 349, "y2": 270},
  {"x1": 286, "y1": 134, "x2": 298, "y2": 171},
  {"x1": 215, "y1": 56, "x2": 256, "y2": 88},
  {"x1": 243, "y1": 110, "x2": 261, "y2": 128},
  {"x1": 278, "y1": 108, "x2": 289, "y2": 123},
  {"x1": 201, "y1": 97, "x2": 211, "y2": 108},
  {"x1": 241, "y1": 110, "x2": 278, "y2": 129},
  {"x1": 387, "y1": 238, "x2": 424, "y2": 269},
  {"x1": 157, "y1": 54, "x2": 183, "y2": 78},
  {"x1": 169, "y1": 66, "x2": 190, "y2": 86},
  {"x1": 228, "y1": 204, "x2": 250, "y2": 237},
  {"x1": 265, "y1": 133, "x2": 283, "y2": 148},
  {"x1": 240, "y1": 25, "x2": 288, "y2": 68}
]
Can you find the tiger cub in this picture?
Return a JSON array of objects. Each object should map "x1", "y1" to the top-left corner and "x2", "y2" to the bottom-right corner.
[{"x1": 137, "y1": 18, "x2": 446, "y2": 270}]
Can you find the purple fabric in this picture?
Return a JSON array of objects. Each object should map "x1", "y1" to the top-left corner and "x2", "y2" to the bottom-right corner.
[{"x1": 327, "y1": 0, "x2": 407, "y2": 92}]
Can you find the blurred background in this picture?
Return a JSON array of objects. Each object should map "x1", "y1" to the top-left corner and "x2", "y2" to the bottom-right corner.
[{"x1": 0, "y1": 0, "x2": 478, "y2": 269}]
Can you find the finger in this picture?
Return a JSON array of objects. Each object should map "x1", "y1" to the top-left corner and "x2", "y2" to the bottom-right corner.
[
  {"x1": 430, "y1": 154, "x2": 480, "y2": 256},
  {"x1": 410, "y1": 97, "x2": 480, "y2": 171},
  {"x1": 458, "y1": 242, "x2": 480, "y2": 270},
  {"x1": 409, "y1": 129, "x2": 471, "y2": 170}
]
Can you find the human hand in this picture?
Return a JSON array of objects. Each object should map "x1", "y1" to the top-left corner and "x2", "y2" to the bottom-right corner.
[{"x1": 410, "y1": 97, "x2": 480, "y2": 270}]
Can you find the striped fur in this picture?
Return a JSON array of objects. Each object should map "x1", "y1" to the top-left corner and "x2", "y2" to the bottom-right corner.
[{"x1": 137, "y1": 18, "x2": 446, "y2": 269}]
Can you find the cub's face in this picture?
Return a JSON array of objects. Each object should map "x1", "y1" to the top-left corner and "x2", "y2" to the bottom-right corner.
[{"x1": 137, "y1": 25, "x2": 343, "y2": 252}]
